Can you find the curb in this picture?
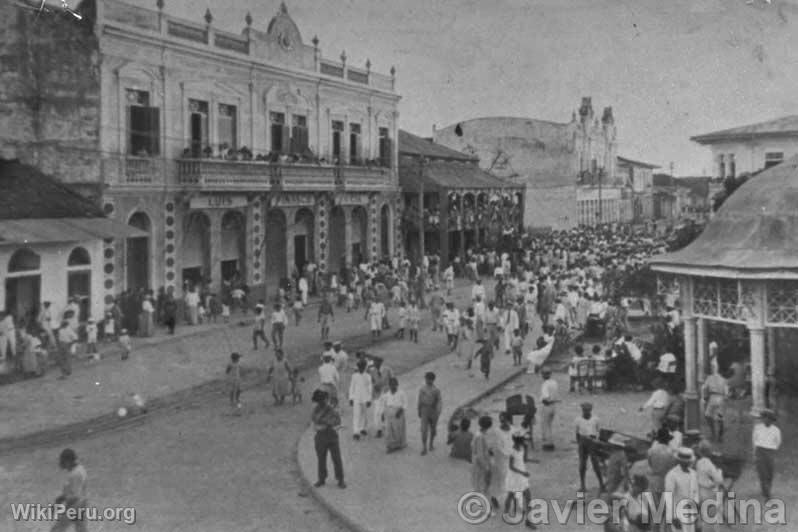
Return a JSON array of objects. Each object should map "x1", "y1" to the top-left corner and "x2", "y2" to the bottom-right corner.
[
  {"x1": 295, "y1": 356, "x2": 528, "y2": 532},
  {"x1": 0, "y1": 329, "x2": 386, "y2": 456}
]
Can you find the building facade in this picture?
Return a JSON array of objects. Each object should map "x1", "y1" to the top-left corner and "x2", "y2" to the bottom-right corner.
[
  {"x1": 398, "y1": 130, "x2": 524, "y2": 266},
  {"x1": 691, "y1": 115, "x2": 798, "y2": 179},
  {"x1": 432, "y1": 98, "x2": 620, "y2": 230},
  {"x1": 616, "y1": 156, "x2": 657, "y2": 223},
  {"x1": 2, "y1": 0, "x2": 401, "y2": 302}
]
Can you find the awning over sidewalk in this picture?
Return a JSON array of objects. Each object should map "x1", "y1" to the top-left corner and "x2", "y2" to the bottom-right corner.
[{"x1": 0, "y1": 218, "x2": 147, "y2": 245}]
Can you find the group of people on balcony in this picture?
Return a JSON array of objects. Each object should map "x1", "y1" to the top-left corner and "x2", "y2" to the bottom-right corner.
[{"x1": 180, "y1": 144, "x2": 388, "y2": 168}]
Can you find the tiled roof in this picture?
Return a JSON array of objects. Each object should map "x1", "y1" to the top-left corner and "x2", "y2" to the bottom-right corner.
[
  {"x1": 398, "y1": 130, "x2": 477, "y2": 162},
  {"x1": 0, "y1": 159, "x2": 104, "y2": 220},
  {"x1": 691, "y1": 115, "x2": 798, "y2": 144},
  {"x1": 650, "y1": 155, "x2": 798, "y2": 275},
  {"x1": 399, "y1": 158, "x2": 523, "y2": 191}
]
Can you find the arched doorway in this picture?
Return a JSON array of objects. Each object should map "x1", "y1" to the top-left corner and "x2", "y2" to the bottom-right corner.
[
  {"x1": 67, "y1": 246, "x2": 91, "y2": 321},
  {"x1": 264, "y1": 208, "x2": 287, "y2": 286},
  {"x1": 294, "y1": 208, "x2": 315, "y2": 273},
  {"x1": 220, "y1": 210, "x2": 246, "y2": 285},
  {"x1": 181, "y1": 211, "x2": 211, "y2": 290},
  {"x1": 380, "y1": 204, "x2": 391, "y2": 259},
  {"x1": 328, "y1": 206, "x2": 346, "y2": 273},
  {"x1": 5, "y1": 248, "x2": 41, "y2": 325},
  {"x1": 127, "y1": 212, "x2": 151, "y2": 291},
  {"x1": 351, "y1": 206, "x2": 368, "y2": 266}
]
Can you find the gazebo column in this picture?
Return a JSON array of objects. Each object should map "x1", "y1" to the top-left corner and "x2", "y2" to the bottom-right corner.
[
  {"x1": 683, "y1": 316, "x2": 700, "y2": 431},
  {"x1": 439, "y1": 191, "x2": 450, "y2": 269},
  {"x1": 766, "y1": 328, "x2": 777, "y2": 409},
  {"x1": 748, "y1": 281, "x2": 767, "y2": 417},
  {"x1": 696, "y1": 318, "x2": 707, "y2": 385},
  {"x1": 749, "y1": 326, "x2": 766, "y2": 416}
]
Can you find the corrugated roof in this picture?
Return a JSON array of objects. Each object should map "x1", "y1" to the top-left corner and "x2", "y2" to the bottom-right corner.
[
  {"x1": 0, "y1": 218, "x2": 146, "y2": 245},
  {"x1": 399, "y1": 158, "x2": 523, "y2": 191},
  {"x1": 649, "y1": 154, "x2": 798, "y2": 276},
  {"x1": 617, "y1": 156, "x2": 659, "y2": 169},
  {"x1": 398, "y1": 130, "x2": 477, "y2": 161},
  {"x1": 691, "y1": 115, "x2": 798, "y2": 144},
  {"x1": 0, "y1": 159, "x2": 105, "y2": 219}
]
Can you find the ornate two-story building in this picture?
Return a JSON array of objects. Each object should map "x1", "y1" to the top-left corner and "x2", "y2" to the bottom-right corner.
[{"x1": 2, "y1": 0, "x2": 401, "y2": 304}]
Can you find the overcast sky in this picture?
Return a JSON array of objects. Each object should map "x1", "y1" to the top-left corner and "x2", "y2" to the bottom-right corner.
[{"x1": 121, "y1": 0, "x2": 798, "y2": 176}]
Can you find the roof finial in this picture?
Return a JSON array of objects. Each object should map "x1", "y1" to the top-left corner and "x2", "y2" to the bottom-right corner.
[
  {"x1": 340, "y1": 50, "x2": 347, "y2": 64},
  {"x1": 245, "y1": 11, "x2": 253, "y2": 26},
  {"x1": 204, "y1": 8, "x2": 212, "y2": 24},
  {"x1": 280, "y1": 1, "x2": 288, "y2": 14},
  {"x1": 156, "y1": 0, "x2": 164, "y2": 10},
  {"x1": 365, "y1": 59, "x2": 371, "y2": 71},
  {"x1": 390, "y1": 65, "x2": 396, "y2": 77},
  {"x1": 312, "y1": 35, "x2": 319, "y2": 47}
]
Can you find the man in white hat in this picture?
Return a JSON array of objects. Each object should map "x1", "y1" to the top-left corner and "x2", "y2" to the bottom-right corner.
[
  {"x1": 664, "y1": 447, "x2": 699, "y2": 532},
  {"x1": 753, "y1": 408, "x2": 781, "y2": 499}
]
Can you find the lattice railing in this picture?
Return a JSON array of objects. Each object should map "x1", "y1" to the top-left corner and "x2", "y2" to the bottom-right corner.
[
  {"x1": 766, "y1": 281, "x2": 798, "y2": 326},
  {"x1": 718, "y1": 279, "x2": 739, "y2": 320},
  {"x1": 693, "y1": 277, "x2": 719, "y2": 317}
]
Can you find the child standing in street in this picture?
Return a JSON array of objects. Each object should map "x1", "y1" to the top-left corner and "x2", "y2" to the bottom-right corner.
[
  {"x1": 293, "y1": 296, "x2": 304, "y2": 326},
  {"x1": 511, "y1": 328, "x2": 523, "y2": 366},
  {"x1": 408, "y1": 301, "x2": 420, "y2": 343},
  {"x1": 226, "y1": 352, "x2": 242, "y2": 411},
  {"x1": 119, "y1": 329, "x2": 131, "y2": 360},
  {"x1": 85, "y1": 319, "x2": 99, "y2": 361},
  {"x1": 395, "y1": 302, "x2": 408, "y2": 339}
]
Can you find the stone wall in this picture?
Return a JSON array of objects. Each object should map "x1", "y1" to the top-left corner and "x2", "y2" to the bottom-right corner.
[
  {"x1": 523, "y1": 184, "x2": 576, "y2": 230},
  {"x1": 0, "y1": 2, "x2": 101, "y2": 184}
]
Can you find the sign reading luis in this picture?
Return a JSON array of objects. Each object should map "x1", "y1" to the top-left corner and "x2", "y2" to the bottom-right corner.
[{"x1": 190, "y1": 195, "x2": 248, "y2": 209}]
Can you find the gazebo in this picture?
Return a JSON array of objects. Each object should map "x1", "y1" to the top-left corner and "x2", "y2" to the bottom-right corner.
[{"x1": 649, "y1": 156, "x2": 798, "y2": 431}]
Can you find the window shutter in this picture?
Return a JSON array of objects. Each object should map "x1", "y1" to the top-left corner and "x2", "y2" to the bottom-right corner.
[
  {"x1": 281, "y1": 125, "x2": 291, "y2": 154},
  {"x1": 290, "y1": 126, "x2": 298, "y2": 154},
  {"x1": 302, "y1": 128, "x2": 310, "y2": 154},
  {"x1": 384, "y1": 138, "x2": 392, "y2": 167},
  {"x1": 147, "y1": 107, "x2": 160, "y2": 156},
  {"x1": 356, "y1": 135, "x2": 363, "y2": 164}
]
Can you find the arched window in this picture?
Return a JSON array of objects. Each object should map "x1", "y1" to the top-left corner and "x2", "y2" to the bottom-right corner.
[
  {"x1": 67, "y1": 247, "x2": 91, "y2": 267},
  {"x1": 8, "y1": 248, "x2": 41, "y2": 273}
]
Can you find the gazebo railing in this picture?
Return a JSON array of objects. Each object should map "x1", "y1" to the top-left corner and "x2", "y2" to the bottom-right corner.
[{"x1": 766, "y1": 281, "x2": 798, "y2": 326}]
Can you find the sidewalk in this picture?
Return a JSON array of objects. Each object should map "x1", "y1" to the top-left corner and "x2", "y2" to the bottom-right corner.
[
  {"x1": 296, "y1": 322, "x2": 551, "y2": 532},
  {"x1": 0, "y1": 279, "x2": 480, "y2": 445}
]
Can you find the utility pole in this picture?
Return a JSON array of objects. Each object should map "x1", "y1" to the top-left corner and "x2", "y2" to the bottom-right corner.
[
  {"x1": 418, "y1": 156, "x2": 426, "y2": 262},
  {"x1": 597, "y1": 166, "x2": 603, "y2": 226}
]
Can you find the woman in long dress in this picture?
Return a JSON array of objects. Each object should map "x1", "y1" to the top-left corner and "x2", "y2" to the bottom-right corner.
[
  {"x1": 382, "y1": 377, "x2": 407, "y2": 452},
  {"x1": 19, "y1": 329, "x2": 40, "y2": 377},
  {"x1": 471, "y1": 416, "x2": 493, "y2": 495},
  {"x1": 268, "y1": 349, "x2": 292, "y2": 405},
  {"x1": 489, "y1": 412, "x2": 512, "y2": 512},
  {"x1": 505, "y1": 431, "x2": 530, "y2": 516}
]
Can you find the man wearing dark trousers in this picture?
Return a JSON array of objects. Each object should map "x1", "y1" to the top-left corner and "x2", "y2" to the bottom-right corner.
[{"x1": 311, "y1": 389, "x2": 346, "y2": 489}]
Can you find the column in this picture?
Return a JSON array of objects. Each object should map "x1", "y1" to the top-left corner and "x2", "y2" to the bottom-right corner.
[
  {"x1": 458, "y1": 194, "x2": 466, "y2": 265},
  {"x1": 285, "y1": 207, "x2": 296, "y2": 278},
  {"x1": 683, "y1": 316, "x2": 700, "y2": 431},
  {"x1": 696, "y1": 318, "x2": 707, "y2": 384},
  {"x1": 749, "y1": 326, "x2": 766, "y2": 416},
  {"x1": 766, "y1": 328, "x2": 777, "y2": 409},
  {"x1": 209, "y1": 210, "x2": 222, "y2": 292},
  {"x1": 439, "y1": 191, "x2": 450, "y2": 268},
  {"x1": 344, "y1": 208, "x2": 353, "y2": 267}
]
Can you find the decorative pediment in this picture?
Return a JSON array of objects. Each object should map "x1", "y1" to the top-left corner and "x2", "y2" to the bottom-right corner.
[
  {"x1": 180, "y1": 79, "x2": 247, "y2": 100},
  {"x1": 264, "y1": 83, "x2": 312, "y2": 110}
]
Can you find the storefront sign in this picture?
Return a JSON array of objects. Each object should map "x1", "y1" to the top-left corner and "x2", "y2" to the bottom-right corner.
[
  {"x1": 190, "y1": 195, "x2": 248, "y2": 209},
  {"x1": 271, "y1": 193, "x2": 315, "y2": 207},
  {"x1": 335, "y1": 193, "x2": 369, "y2": 205}
]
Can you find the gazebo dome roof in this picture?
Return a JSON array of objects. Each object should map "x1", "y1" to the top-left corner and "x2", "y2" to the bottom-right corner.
[{"x1": 650, "y1": 155, "x2": 798, "y2": 278}]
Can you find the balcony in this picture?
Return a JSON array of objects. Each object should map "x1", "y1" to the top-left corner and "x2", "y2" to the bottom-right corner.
[
  {"x1": 105, "y1": 156, "x2": 166, "y2": 186},
  {"x1": 177, "y1": 159, "x2": 391, "y2": 191}
]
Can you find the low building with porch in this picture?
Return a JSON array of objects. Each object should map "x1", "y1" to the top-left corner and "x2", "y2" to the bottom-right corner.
[
  {"x1": 0, "y1": 159, "x2": 143, "y2": 329},
  {"x1": 2, "y1": 0, "x2": 401, "y2": 302},
  {"x1": 649, "y1": 155, "x2": 798, "y2": 430},
  {"x1": 398, "y1": 130, "x2": 524, "y2": 265}
]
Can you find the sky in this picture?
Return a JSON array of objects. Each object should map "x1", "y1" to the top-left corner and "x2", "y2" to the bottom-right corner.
[{"x1": 117, "y1": 0, "x2": 798, "y2": 176}]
